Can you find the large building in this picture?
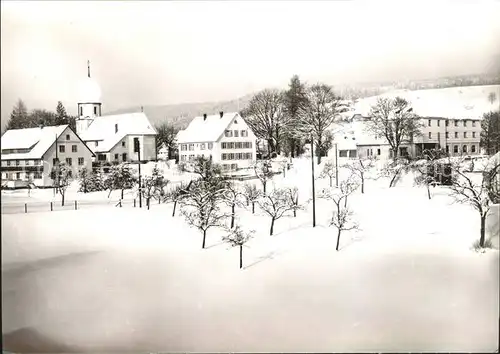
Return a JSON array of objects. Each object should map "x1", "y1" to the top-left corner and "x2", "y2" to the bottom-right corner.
[
  {"x1": 75, "y1": 62, "x2": 157, "y2": 163},
  {"x1": 1, "y1": 125, "x2": 95, "y2": 187},
  {"x1": 176, "y1": 112, "x2": 257, "y2": 171}
]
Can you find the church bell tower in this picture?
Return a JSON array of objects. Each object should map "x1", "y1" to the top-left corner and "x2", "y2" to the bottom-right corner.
[{"x1": 76, "y1": 60, "x2": 102, "y2": 136}]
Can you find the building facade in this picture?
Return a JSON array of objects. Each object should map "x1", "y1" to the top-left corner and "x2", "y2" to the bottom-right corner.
[
  {"x1": 177, "y1": 112, "x2": 257, "y2": 171},
  {"x1": 1, "y1": 125, "x2": 95, "y2": 187}
]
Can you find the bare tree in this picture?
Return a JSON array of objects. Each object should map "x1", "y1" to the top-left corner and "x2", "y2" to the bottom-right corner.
[
  {"x1": 253, "y1": 160, "x2": 273, "y2": 193},
  {"x1": 319, "y1": 175, "x2": 359, "y2": 251},
  {"x1": 243, "y1": 183, "x2": 262, "y2": 214},
  {"x1": 192, "y1": 155, "x2": 223, "y2": 181},
  {"x1": 155, "y1": 122, "x2": 179, "y2": 160},
  {"x1": 320, "y1": 160, "x2": 337, "y2": 187},
  {"x1": 222, "y1": 225, "x2": 255, "y2": 269},
  {"x1": 257, "y1": 188, "x2": 297, "y2": 236},
  {"x1": 365, "y1": 96, "x2": 423, "y2": 159},
  {"x1": 412, "y1": 148, "x2": 448, "y2": 199},
  {"x1": 241, "y1": 89, "x2": 289, "y2": 155},
  {"x1": 222, "y1": 181, "x2": 246, "y2": 229},
  {"x1": 51, "y1": 162, "x2": 72, "y2": 206},
  {"x1": 180, "y1": 179, "x2": 228, "y2": 249},
  {"x1": 164, "y1": 181, "x2": 192, "y2": 217},
  {"x1": 296, "y1": 83, "x2": 344, "y2": 164},
  {"x1": 286, "y1": 187, "x2": 301, "y2": 217},
  {"x1": 448, "y1": 158, "x2": 494, "y2": 248},
  {"x1": 379, "y1": 158, "x2": 412, "y2": 188},
  {"x1": 344, "y1": 157, "x2": 376, "y2": 194}
]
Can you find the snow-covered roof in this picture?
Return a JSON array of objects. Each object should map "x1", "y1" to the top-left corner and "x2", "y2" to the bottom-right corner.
[
  {"x1": 80, "y1": 112, "x2": 157, "y2": 153},
  {"x1": 78, "y1": 76, "x2": 102, "y2": 103},
  {"x1": 331, "y1": 120, "x2": 385, "y2": 148},
  {"x1": 354, "y1": 85, "x2": 500, "y2": 120},
  {"x1": 1, "y1": 125, "x2": 69, "y2": 160},
  {"x1": 176, "y1": 112, "x2": 240, "y2": 144}
]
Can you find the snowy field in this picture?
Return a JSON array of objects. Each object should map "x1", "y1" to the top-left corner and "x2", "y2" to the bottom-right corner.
[{"x1": 2, "y1": 158, "x2": 499, "y2": 352}]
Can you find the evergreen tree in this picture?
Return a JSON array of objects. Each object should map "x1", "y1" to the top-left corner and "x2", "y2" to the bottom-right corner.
[
  {"x1": 56, "y1": 101, "x2": 68, "y2": 125},
  {"x1": 283, "y1": 75, "x2": 308, "y2": 158},
  {"x1": 6, "y1": 99, "x2": 29, "y2": 130},
  {"x1": 30, "y1": 109, "x2": 57, "y2": 127}
]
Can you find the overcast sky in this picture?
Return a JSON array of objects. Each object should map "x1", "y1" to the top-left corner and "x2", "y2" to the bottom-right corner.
[{"x1": 1, "y1": 0, "x2": 499, "y2": 125}]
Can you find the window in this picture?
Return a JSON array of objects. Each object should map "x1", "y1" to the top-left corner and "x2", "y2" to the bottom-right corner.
[
  {"x1": 53, "y1": 158, "x2": 59, "y2": 165},
  {"x1": 454, "y1": 145, "x2": 458, "y2": 153},
  {"x1": 222, "y1": 142, "x2": 227, "y2": 149},
  {"x1": 66, "y1": 134, "x2": 70, "y2": 140},
  {"x1": 454, "y1": 132, "x2": 458, "y2": 138},
  {"x1": 225, "y1": 130, "x2": 233, "y2": 137},
  {"x1": 235, "y1": 142, "x2": 242, "y2": 149},
  {"x1": 72, "y1": 145, "x2": 77, "y2": 152},
  {"x1": 446, "y1": 120, "x2": 449, "y2": 126},
  {"x1": 454, "y1": 120, "x2": 458, "y2": 127},
  {"x1": 349, "y1": 150, "x2": 357, "y2": 158},
  {"x1": 114, "y1": 154, "x2": 119, "y2": 160},
  {"x1": 462, "y1": 145, "x2": 467, "y2": 153},
  {"x1": 241, "y1": 130, "x2": 248, "y2": 137},
  {"x1": 472, "y1": 132, "x2": 476, "y2": 138},
  {"x1": 471, "y1": 145, "x2": 476, "y2": 153},
  {"x1": 446, "y1": 132, "x2": 449, "y2": 139},
  {"x1": 34, "y1": 172, "x2": 42, "y2": 179},
  {"x1": 15, "y1": 160, "x2": 20, "y2": 166},
  {"x1": 98, "y1": 154, "x2": 107, "y2": 161},
  {"x1": 234, "y1": 130, "x2": 239, "y2": 137},
  {"x1": 78, "y1": 157, "x2": 84, "y2": 165},
  {"x1": 16, "y1": 172, "x2": 20, "y2": 180},
  {"x1": 464, "y1": 132, "x2": 467, "y2": 138},
  {"x1": 228, "y1": 153, "x2": 234, "y2": 160},
  {"x1": 79, "y1": 106, "x2": 83, "y2": 116},
  {"x1": 189, "y1": 144, "x2": 194, "y2": 151},
  {"x1": 463, "y1": 120, "x2": 467, "y2": 127},
  {"x1": 367, "y1": 148, "x2": 370, "y2": 156},
  {"x1": 122, "y1": 141, "x2": 126, "y2": 147},
  {"x1": 66, "y1": 157, "x2": 72, "y2": 166},
  {"x1": 6, "y1": 160, "x2": 11, "y2": 166},
  {"x1": 94, "y1": 106, "x2": 98, "y2": 115},
  {"x1": 377, "y1": 148, "x2": 381, "y2": 156},
  {"x1": 472, "y1": 120, "x2": 476, "y2": 127},
  {"x1": 189, "y1": 154, "x2": 195, "y2": 161},
  {"x1": 437, "y1": 120, "x2": 440, "y2": 127},
  {"x1": 339, "y1": 150, "x2": 348, "y2": 157},
  {"x1": 59, "y1": 145, "x2": 65, "y2": 153},
  {"x1": 181, "y1": 155, "x2": 186, "y2": 162},
  {"x1": 428, "y1": 119, "x2": 431, "y2": 127},
  {"x1": 35, "y1": 160, "x2": 41, "y2": 165},
  {"x1": 428, "y1": 132, "x2": 432, "y2": 139},
  {"x1": 122, "y1": 153, "x2": 127, "y2": 161},
  {"x1": 25, "y1": 160, "x2": 30, "y2": 166},
  {"x1": 446, "y1": 145, "x2": 450, "y2": 153},
  {"x1": 181, "y1": 144, "x2": 187, "y2": 151},
  {"x1": 229, "y1": 142, "x2": 235, "y2": 149},
  {"x1": 208, "y1": 143, "x2": 213, "y2": 150},
  {"x1": 200, "y1": 143, "x2": 206, "y2": 150}
]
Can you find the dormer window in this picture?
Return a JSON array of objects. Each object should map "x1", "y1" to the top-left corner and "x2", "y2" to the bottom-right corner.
[
  {"x1": 115, "y1": 124, "x2": 118, "y2": 133},
  {"x1": 66, "y1": 134, "x2": 70, "y2": 140}
]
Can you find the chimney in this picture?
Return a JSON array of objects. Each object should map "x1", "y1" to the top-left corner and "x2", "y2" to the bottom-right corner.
[
  {"x1": 219, "y1": 111, "x2": 224, "y2": 118},
  {"x1": 115, "y1": 124, "x2": 118, "y2": 133},
  {"x1": 203, "y1": 113, "x2": 207, "y2": 121}
]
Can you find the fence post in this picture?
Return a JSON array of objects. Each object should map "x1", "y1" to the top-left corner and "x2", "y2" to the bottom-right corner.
[
  {"x1": 50, "y1": 201, "x2": 53, "y2": 211},
  {"x1": 25, "y1": 203, "x2": 27, "y2": 213},
  {"x1": 75, "y1": 200, "x2": 77, "y2": 210}
]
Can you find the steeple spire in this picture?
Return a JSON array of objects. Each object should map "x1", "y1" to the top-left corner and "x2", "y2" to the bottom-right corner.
[{"x1": 87, "y1": 60, "x2": 91, "y2": 78}]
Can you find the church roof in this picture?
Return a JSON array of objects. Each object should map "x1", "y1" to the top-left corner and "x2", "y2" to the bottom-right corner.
[
  {"x1": 79, "y1": 112, "x2": 157, "y2": 153},
  {"x1": 176, "y1": 112, "x2": 240, "y2": 143}
]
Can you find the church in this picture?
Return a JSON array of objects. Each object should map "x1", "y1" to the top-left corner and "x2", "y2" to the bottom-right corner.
[{"x1": 75, "y1": 61, "x2": 157, "y2": 163}]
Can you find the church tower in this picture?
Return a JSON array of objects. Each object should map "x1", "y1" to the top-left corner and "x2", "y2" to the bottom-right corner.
[{"x1": 76, "y1": 60, "x2": 102, "y2": 136}]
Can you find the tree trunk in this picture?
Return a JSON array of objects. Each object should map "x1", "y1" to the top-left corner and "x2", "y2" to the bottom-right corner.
[
  {"x1": 121, "y1": 189, "x2": 124, "y2": 200},
  {"x1": 239, "y1": 245, "x2": 243, "y2": 269},
  {"x1": 202, "y1": 229, "x2": 207, "y2": 249},
  {"x1": 252, "y1": 202, "x2": 255, "y2": 214},
  {"x1": 336, "y1": 228, "x2": 341, "y2": 251},
  {"x1": 293, "y1": 208, "x2": 296, "y2": 217},
  {"x1": 283, "y1": 167, "x2": 286, "y2": 178},
  {"x1": 231, "y1": 203, "x2": 235, "y2": 228},
  {"x1": 427, "y1": 185, "x2": 431, "y2": 200},
  {"x1": 480, "y1": 214, "x2": 486, "y2": 247},
  {"x1": 147, "y1": 198, "x2": 150, "y2": 210},
  {"x1": 361, "y1": 175, "x2": 365, "y2": 194},
  {"x1": 108, "y1": 188, "x2": 113, "y2": 198},
  {"x1": 270, "y1": 217, "x2": 275, "y2": 236},
  {"x1": 290, "y1": 140, "x2": 296, "y2": 158},
  {"x1": 329, "y1": 176, "x2": 332, "y2": 187},
  {"x1": 61, "y1": 192, "x2": 65, "y2": 207},
  {"x1": 317, "y1": 153, "x2": 322, "y2": 165},
  {"x1": 172, "y1": 200, "x2": 177, "y2": 217},
  {"x1": 263, "y1": 181, "x2": 267, "y2": 194},
  {"x1": 389, "y1": 169, "x2": 400, "y2": 188}
]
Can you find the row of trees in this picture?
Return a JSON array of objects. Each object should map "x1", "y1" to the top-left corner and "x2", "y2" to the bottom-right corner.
[{"x1": 7, "y1": 99, "x2": 77, "y2": 131}]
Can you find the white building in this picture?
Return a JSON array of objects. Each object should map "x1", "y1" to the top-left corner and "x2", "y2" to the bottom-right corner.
[
  {"x1": 176, "y1": 112, "x2": 257, "y2": 171},
  {"x1": 75, "y1": 62, "x2": 157, "y2": 163},
  {"x1": 1, "y1": 125, "x2": 95, "y2": 187}
]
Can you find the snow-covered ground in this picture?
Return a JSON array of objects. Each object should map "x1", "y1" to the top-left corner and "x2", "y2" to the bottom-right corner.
[{"x1": 2, "y1": 158, "x2": 499, "y2": 352}]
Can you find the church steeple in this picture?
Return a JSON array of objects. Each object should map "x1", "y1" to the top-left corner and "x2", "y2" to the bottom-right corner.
[{"x1": 87, "y1": 60, "x2": 91, "y2": 78}]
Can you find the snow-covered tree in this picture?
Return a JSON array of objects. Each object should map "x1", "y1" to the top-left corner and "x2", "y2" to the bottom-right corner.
[
  {"x1": 243, "y1": 183, "x2": 262, "y2": 214},
  {"x1": 164, "y1": 181, "x2": 192, "y2": 217},
  {"x1": 319, "y1": 175, "x2": 359, "y2": 251},
  {"x1": 192, "y1": 155, "x2": 223, "y2": 181},
  {"x1": 344, "y1": 157, "x2": 376, "y2": 194},
  {"x1": 51, "y1": 162, "x2": 72, "y2": 206},
  {"x1": 78, "y1": 167, "x2": 91, "y2": 193},
  {"x1": 296, "y1": 83, "x2": 343, "y2": 164},
  {"x1": 412, "y1": 148, "x2": 447, "y2": 199},
  {"x1": 180, "y1": 179, "x2": 228, "y2": 249},
  {"x1": 222, "y1": 225, "x2": 255, "y2": 269},
  {"x1": 379, "y1": 158, "x2": 412, "y2": 188},
  {"x1": 141, "y1": 167, "x2": 168, "y2": 209},
  {"x1": 365, "y1": 96, "x2": 423, "y2": 160},
  {"x1": 87, "y1": 169, "x2": 106, "y2": 192},
  {"x1": 257, "y1": 188, "x2": 297, "y2": 236},
  {"x1": 448, "y1": 158, "x2": 495, "y2": 248},
  {"x1": 283, "y1": 75, "x2": 308, "y2": 158},
  {"x1": 253, "y1": 160, "x2": 273, "y2": 193},
  {"x1": 286, "y1": 187, "x2": 301, "y2": 217},
  {"x1": 320, "y1": 160, "x2": 337, "y2": 187},
  {"x1": 222, "y1": 181, "x2": 246, "y2": 229},
  {"x1": 105, "y1": 163, "x2": 137, "y2": 199}
]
